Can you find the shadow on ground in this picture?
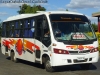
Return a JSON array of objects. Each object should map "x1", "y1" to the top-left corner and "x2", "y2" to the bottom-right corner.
[
  {"x1": 6, "y1": 57, "x2": 97, "y2": 72},
  {"x1": 54, "y1": 64, "x2": 97, "y2": 72}
]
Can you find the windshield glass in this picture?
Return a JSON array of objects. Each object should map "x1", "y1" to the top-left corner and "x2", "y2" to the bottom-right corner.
[{"x1": 50, "y1": 14, "x2": 96, "y2": 41}]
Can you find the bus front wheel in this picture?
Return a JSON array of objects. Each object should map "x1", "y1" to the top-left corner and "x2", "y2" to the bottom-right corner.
[{"x1": 45, "y1": 57, "x2": 54, "y2": 72}]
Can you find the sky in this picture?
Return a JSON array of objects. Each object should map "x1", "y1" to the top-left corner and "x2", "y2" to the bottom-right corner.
[{"x1": 0, "y1": 0, "x2": 100, "y2": 23}]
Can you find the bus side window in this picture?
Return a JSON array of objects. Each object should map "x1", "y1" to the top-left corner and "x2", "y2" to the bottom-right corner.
[
  {"x1": 24, "y1": 19, "x2": 27, "y2": 38},
  {"x1": 29, "y1": 18, "x2": 35, "y2": 37},
  {"x1": 10, "y1": 21, "x2": 15, "y2": 37},
  {"x1": 9, "y1": 22, "x2": 12, "y2": 37},
  {"x1": 24, "y1": 19, "x2": 29, "y2": 38},
  {"x1": 24, "y1": 18, "x2": 34, "y2": 38},
  {"x1": 19, "y1": 20, "x2": 24, "y2": 38},
  {"x1": 2, "y1": 23, "x2": 6, "y2": 37},
  {"x1": 35, "y1": 16, "x2": 43, "y2": 40},
  {"x1": 14, "y1": 21, "x2": 19, "y2": 37},
  {"x1": 6, "y1": 22, "x2": 11, "y2": 37},
  {"x1": 12, "y1": 21, "x2": 17, "y2": 37}
]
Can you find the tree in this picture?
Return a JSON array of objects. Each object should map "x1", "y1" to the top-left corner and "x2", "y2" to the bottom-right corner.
[
  {"x1": 91, "y1": 22, "x2": 98, "y2": 32},
  {"x1": 17, "y1": 4, "x2": 46, "y2": 14},
  {"x1": 0, "y1": 19, "x2": 2, "y2": 36},
  {"x1": 17, "y1": 4, "x2": 27, "y2": 14},
  {"x1": 66, "y1": 9, "x2": 68, "y2": 11}
]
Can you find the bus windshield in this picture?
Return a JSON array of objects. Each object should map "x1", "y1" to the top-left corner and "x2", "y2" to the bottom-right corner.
[{"x1": 49, "y1": 14, "x2": 96, "y2": 42}]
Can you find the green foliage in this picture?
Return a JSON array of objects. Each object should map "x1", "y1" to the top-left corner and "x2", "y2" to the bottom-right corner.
[
  {"x1": 17, "y1": 4, "x2": 46, "y2": 14},
  {"x1": 91, "y1": 22, "x2": 98, "y2": 32},
  {"x1": 66, "y1": 9, "x2": 68, "y2": 11},
  {"x1": 0, "y1": 20, "x2": 2, "y2": 36},
  {"x1": 95, "y1": 32, "x2": 100, "y2": 51}
]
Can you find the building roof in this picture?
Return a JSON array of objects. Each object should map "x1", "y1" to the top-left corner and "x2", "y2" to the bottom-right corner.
[{"x1": 92, "y1": 12, "x2": 100, "y2": 17}]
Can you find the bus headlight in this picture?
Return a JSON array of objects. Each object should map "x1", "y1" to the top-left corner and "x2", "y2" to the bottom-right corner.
[{"x1": 54, "y1": 48, "x2": 69, "y2": 54}]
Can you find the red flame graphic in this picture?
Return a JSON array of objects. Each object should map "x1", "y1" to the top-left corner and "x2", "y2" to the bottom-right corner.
[{"x1": 16, "y1": 39, "x2": 23, "y2": 55}]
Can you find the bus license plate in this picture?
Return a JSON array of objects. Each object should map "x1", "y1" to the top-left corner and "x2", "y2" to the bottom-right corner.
[{"x1": 77, "y1": 57, "x2": 85, "y2": 60}]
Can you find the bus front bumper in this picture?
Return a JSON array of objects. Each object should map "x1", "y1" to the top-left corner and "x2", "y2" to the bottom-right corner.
[{"x1": 51, "y1": 51, "x2": 99, "y2": 66}]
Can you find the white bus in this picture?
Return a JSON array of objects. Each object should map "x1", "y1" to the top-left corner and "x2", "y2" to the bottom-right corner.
[{"x1": 1, "y1": 11, "x2": 99, "y2": 72}]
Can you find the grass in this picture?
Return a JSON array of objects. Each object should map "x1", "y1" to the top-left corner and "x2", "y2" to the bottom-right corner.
[{"x1": 95, "y1": 32, "x2": 100, "y2": 52}]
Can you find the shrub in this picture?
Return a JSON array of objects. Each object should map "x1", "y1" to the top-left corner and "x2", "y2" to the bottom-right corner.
[{"x1": 95, "y1": 32, "x2": 100, "y2": 52}]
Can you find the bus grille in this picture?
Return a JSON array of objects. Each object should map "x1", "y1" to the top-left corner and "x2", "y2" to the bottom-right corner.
[{"x1": 69, "y1": 50, "x2": 90, "y2": 54}]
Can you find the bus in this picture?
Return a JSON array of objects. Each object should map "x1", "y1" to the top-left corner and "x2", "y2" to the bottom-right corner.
[{"x1": 1, "y1": 11, "x2": 99, "y2": 72}]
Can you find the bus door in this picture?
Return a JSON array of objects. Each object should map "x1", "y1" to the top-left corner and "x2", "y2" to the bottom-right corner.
[
  {"x1": 35, "y1": 15, "x2": 51, "y2": 61},
  {"x1": 34, "y1": 16, "x2": 43, "y2": 61}
]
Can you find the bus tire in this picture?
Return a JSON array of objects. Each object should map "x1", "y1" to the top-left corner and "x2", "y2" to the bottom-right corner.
[
  {"x1": 45, "y1": 57, "x2": 54, "y2": 72},
  {"x1": 11, "y1": 51, "x2": 18, "y2": 63},
  {"x1": 80, "y1": 63, "x2": 91, "y2": 70}
]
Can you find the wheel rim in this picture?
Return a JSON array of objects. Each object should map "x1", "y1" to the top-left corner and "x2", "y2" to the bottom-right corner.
[
  {"x1": 11, "y1": 52, "x2": 17, "y2": 62},
  {"x1": 46, "y1": 60, "x2": 51, "y2": 69},
  {"x1": 11, "y1": 52, "x2": 14, "y2": 61},
  {"x1": 45, "y1": 60, "x2": 54, "y2": 72}
]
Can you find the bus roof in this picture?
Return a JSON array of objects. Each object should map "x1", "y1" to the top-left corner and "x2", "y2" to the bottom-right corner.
[{"x1": 3, "y1": 11, "x2": 84, "y2": 22}]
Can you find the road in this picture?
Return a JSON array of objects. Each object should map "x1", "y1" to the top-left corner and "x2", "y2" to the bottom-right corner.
[{"x1": 0, "y1": 51, "x2": 100, "y2": 75}]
